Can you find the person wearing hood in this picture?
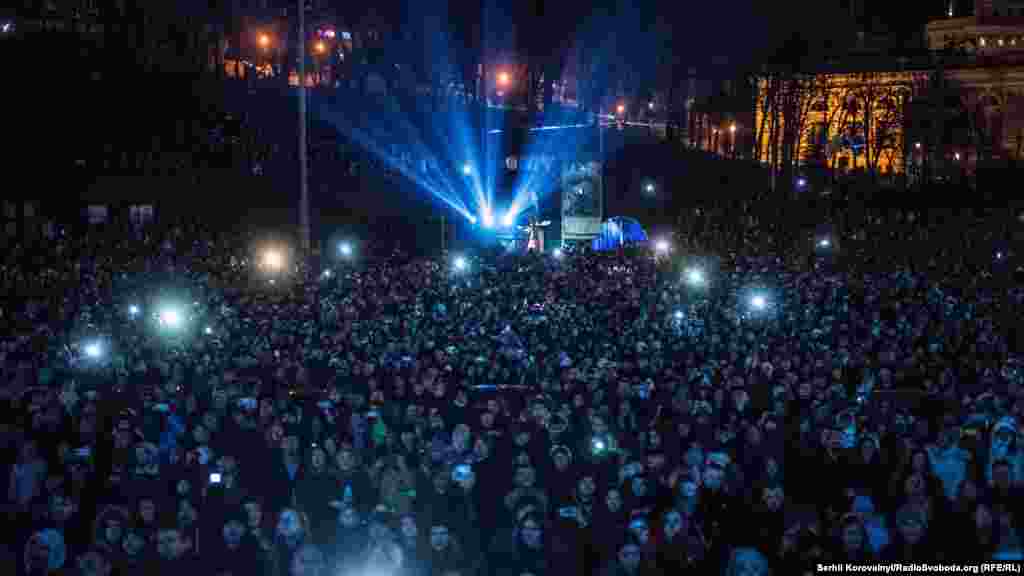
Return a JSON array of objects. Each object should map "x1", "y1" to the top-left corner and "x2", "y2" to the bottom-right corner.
[
  {"x1": 296, "y1": 446, "x2": 337, "y2": 546},
  {"x1": 21, "y1": 529, "x2": 66, "y2": 576},
  {"x1": 331, "y1": 504, "x2": 369, "y2": 567},
  {"x1": 881, "y1": 506, "x2": 936, "y2": 562},
  {"x1": 485, "y1": 510, "x2": 549, "y2": 576},
  {"x1": 832, "y1": 512, "x2": 875, "y2": 563},
  {"x1": 987, "y1": 416, "x2": 1024, "y2": 488},
  {"x1": 268, "y1": 508, "x2": 308, "y2": 576}
]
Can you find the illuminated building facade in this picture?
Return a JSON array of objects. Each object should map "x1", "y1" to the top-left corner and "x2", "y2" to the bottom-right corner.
[{"x1": 753, "y1": 1, "x2": 1024, "y2": 181}]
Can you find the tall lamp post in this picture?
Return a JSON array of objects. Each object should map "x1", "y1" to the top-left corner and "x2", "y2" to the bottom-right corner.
[{"x1": 298, "y1": 0, "x2": 310, "y2": 257}]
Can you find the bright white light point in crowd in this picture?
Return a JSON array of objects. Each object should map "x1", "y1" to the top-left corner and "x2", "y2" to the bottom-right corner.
[
  {"x1": 205, "y1": 327, "x2": 213, "y2": 335},
  {"x1": 656, "y1": 240, "x2": 669, "y2": 253},
  {"x1": 462, "y1": 164, "x2": 472, "y2": 175},
  {"x1": 340, "y1": 243, "x2": 352, "y2": 256},
  {"x1": 264, "y1": 250, "x2": 282, "y2": 268},
  {"x1": 819, "y1": 238, "x2": 830, "y2": 248},
  {"x1": 160, "y1": 309, "x2": 181, "y2": 327},
  {"x1": 751, "y1": 296, "x2": 766, "y2": 310},
  {"x1": 674, "y1": 311, "x2": 684, "y2": 320},
  {"x1": 454, "y1": 257, "x2": 467, "y2": 271},
  {"x1": 85, "y1": 343, "x2": 101, "y2": 358},
  {"x1": 687, "y1": 268, "x2": 704, "y2": 285},
  {"x1": 129, "y1": 305, "x2": 139, "y2": 315},
  {"x1": 553, "y1": 249, "x2": 562, "y2": 258}
]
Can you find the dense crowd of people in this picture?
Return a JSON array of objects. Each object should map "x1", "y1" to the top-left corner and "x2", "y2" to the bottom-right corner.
[{"x1": 3, "y1": 201, "x2": 1024, "y2": 576}]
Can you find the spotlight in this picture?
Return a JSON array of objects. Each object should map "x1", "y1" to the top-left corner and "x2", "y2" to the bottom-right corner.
[
  {"x1": 453, "y1": 256, "x2": 468, "y2": 272},
  {"x1": 818, "y1": 238, "x2": 831, "y2": 248},
  {"x1": 685, "y1": 268, "x2": 705, "y2": 286},
  {"x1": 502, "y1": 210, "x2": 516, "y2": 228},
  {"x1": 469, "y1": 215, "x2": 478, "y2": 225},
  {"x1": 462, "y1": 163, "x2": 472, "y2": 176},
  {"x1": 84, "y1": 342, "x2": 102, "y2": 359},
  {"x1": 655, "y1": 239, "x2": 670, "y2": 254},
  {"x1": 481, "y1": 209, "x2": 494, "y2": 228},
  {"x1": 796, "y1": 177, "x2": 807, "y2": 189},
  {"x1": 339, "y1": 243, "x2": 353, "y2": 257},
  {"x1": 750, "y1": 295, "x2": 767, "y2": 310},
  {"x1": 644, "y1": 183, "x2": 655, "y2": 194},
  {"x1": 128, "y1": 305, "x2": 139, "y2": 316},
  {"x1": 674, "y1": 310, "x2": 684, "y2": 320}
]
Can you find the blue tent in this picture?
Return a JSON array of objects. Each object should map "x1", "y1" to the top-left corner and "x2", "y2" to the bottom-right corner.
[{"x1": 591, "y1": 217, "x2": 648, "y2": 251}]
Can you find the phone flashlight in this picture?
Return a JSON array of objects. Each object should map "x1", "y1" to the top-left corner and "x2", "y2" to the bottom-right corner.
[{"x1": 209, "y1": 472, "x2": 222, "y2": 484}]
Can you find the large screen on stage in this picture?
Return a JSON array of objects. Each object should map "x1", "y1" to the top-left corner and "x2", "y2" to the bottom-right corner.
[{"x1": 561, "y1": 161, "x2": 602, "y2": 239}]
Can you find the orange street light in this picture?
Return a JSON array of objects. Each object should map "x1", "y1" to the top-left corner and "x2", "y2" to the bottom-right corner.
[
  {"x1": 315, "y1": 40, "x2": 326, "y2": 54},
  {"x1": 730, "y1": 123, "x2": 737, "y2": 133},
  {"x1": 616, "y1": 103, "x2": 625, "y2": 114},
  {"x1": 259, "y1": 33, "x2": 271, "y2": 48},
  {"x1": 497, "y1": 71, "x2": 510, "y2": 86}
]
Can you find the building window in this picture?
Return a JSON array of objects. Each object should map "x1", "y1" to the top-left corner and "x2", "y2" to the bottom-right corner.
[{"x1": 87, "y1": 205, "x2": 108, "y2": 224}]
